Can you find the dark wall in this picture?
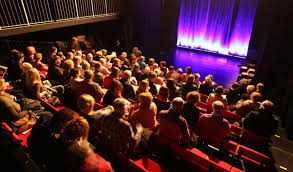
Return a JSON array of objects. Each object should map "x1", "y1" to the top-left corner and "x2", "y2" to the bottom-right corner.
[{"x1": 254, "y1": 0, "x2": 293, "y2": 139}]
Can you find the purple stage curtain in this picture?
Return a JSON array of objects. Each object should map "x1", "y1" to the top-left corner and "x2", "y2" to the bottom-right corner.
[{"x1": 176, "y1": 0, "x2": 257, "y2": 57}]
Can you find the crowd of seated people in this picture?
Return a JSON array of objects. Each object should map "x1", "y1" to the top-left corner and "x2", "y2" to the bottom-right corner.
[{"x1": 0, "y1": 36, "x2": 279, "y2": 171}]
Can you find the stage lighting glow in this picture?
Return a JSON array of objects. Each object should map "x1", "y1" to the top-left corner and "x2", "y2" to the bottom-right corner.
[{"x1": 177, "y1": 0, "x2": 258, "y2": 57}]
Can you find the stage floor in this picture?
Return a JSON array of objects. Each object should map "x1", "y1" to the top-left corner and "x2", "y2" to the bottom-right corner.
[{"x1": 161, "y1": 48, "x2": 243, "y2": 89}]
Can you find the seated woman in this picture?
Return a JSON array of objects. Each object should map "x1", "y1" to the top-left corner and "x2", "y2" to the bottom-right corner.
[
  {"x1": 62, "y1": 59, "x2": 74, "y2": 85},
  {"x1": 130, "y1": 92, "x2": 157, "y2": 130},
  {"x1": 104, "y1": 67, "x2": 120, "y2": 89},
  {"x1": 136, "y1": 79, "x2": 149, "y2": 100},
  {"x1": 153, "y1": 86, "x2": 171, "y2": 118},
  {"x1": 70, "y1": 68, "x2": 83, "y2": 93},
  {"x1": 181, "y1": 67, "x2": 192, "y2": 83},
  {"x1": 181, "y1": 91, "x2": 201, "y2": 126},
  {"x1": 33, "y1": 52, "x2": 48, "y2": 78},
  {"x1": 206, "y1": 86, "x2": 229, "y2": 112},
  {"x1": 166, "y1": 78, "x2": 180, "y2": 101},
  {"x1": 199, "y1": 76, "x2": 214, "y2": 96},
  {"x1": 103, "y1": 80, "x2": 123, "y2": 106},
  {"x1": 25, "y1": 68, "x2": 64, "y2": 100}
]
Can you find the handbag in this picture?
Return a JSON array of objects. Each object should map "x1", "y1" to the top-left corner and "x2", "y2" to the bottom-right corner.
[{"x1": 11, "y1": 111, "x2": 38, "y2": 134}]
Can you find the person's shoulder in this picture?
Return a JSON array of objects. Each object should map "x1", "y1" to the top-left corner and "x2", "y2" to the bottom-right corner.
[{"x1": 159, "y1": 110, "x2": 169, "y2": 117}]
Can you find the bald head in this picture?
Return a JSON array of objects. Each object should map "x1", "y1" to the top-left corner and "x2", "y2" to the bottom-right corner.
[
  {"x1": 171, "y1": 97, "x2": 184, "y2": 112},
  {"x1": 212, "y1": 101, "x2": 224, "y2": 114}
]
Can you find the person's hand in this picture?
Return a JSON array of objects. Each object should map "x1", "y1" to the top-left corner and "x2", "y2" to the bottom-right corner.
[{"x1": 52, "y1": 89, "x2": 57, "y2": 93}]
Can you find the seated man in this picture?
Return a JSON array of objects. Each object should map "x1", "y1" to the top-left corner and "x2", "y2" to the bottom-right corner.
[
  {"x1": 235, "y1": 91, "x2": 262, "y2": 117},
  {"x1": 181, "y1": 91, "x2": 201, "y2": 126},
  {"x1": 79, "y1": 70, "x2": 104, "y2": 103},
  {"x1": 120, "y1": 70, "x2": 136, "y2": 100},
  {"x1": 181, "y1": 75, "x2": 198, "y2": 98},
  {"x1": 158, "y1": 97, "x2": 191, "y2": 146},
  {"x1": 242, "y1": 100, "x2": 278, "y2": 137},
  {"x1": 197, "y1": 101, "x2": 231, "y2": 139},
  {"x1": 207, "y1": 86, "x2": 229, "y2": 112},
  {"x1": 48, "y1": 55, "x2": 64, "y2": 85},
  {"x1": 94, "y1": 98, "x2": 141, "y2": 153}
]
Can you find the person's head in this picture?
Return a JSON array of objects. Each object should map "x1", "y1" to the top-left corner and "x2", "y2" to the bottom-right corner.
[
  {"x1": 156, "y1": 77, "x2": 164, "y2": 86},
  {"x1": 112, "y1": 58, "x2": 120, "y2": 66},
  {"x1": 16, "y1": 52, "x2": 25, "y2": 63},
  {"x1": 86, "y1": 53, "x2": 93, "y2": 61},
  {"x1": 105, "y1": 55, "x2": 112, "y2": 63},
  {"x1": 0, "y1": 78, "x2": 6, "y2": 92},
  {"x1": 81, "y1": 61, "x2": 90, "y2": 70},
  {"x1": 154, "y1": 68, "x2": 162, "y2": 76},
  {"x1": 256, "y1": 83, "x2": 264, "y2": 92},
  {"x1": 77, "y1": 94, "x2": 95, "y2": 115},
  {"x1": 158, "y1": 86, "x2": 169, "y2": 100},
  {"x1": 215, "y1": 86, "x2": 224, "y2": 95},
  {"x1": 171, "y1": 97, "x2": 184, "y2": 112},
  {"x1": 57, "y1": 51, "x2": 64, "y2": 58},
  {"x1": 52, "y1": 55, "x2": 61, "y2": 66},
  {"x1": 52, "y1": 108, "x2": 76, "y2": 131},
  {"x1": 177, "y1": 68, "x2": 183, "y2": 74},
  {"x1": 50, "y1": 46, "x2": 58, "y2": 55},
  {"x1": 25, "y1": 46, "x2": 36, "y2": 56},
  {"x1": 94, "y1": 62, "x2": 102, "y2": 72},
  {"x1": 144, "y1": 66, "x2": 151, "y2": 74},
  {"x1": 138, "y1": 79, "x2": 149, "y2": 92},
  {"x1": 186, "y1": 91, "x2": 200, "y2": 104},
  {"x1": 73, "y1": 56, "x2": 81, "y2": 65},
  {"x1": 138, "y1": 92, "x2": 153, "y2": 109},
  {"x1": 20, "y1": 62, "x2": 33, "y2": 73},
  {"x1": 116, "y1": 40, "x2": 120, "y2": 46},
  {"x1": 96, "y1": 51, "x2": 103, "y2": 58},
  {"x1": 84, "y1": 70, "x2": 94, "y2": 81},
  {"x1": 139, "y1": 56, "x2": 145, "y2": 62},
  {"x1": 113, "y1": 98, "x2": 130, "y2": 116},
  {"x1": 148, "y1": 71, "x2": 157, "y2": 82},
  {"x1": 109, "y1": 80, "x2": 123, "y2": 95},
  {"x1": 25, "y1": 68, "x2": 42, "y2": 91},
  {"x1": 186, "y1": 75, "x2": 195, "y2": 84},
  {"x1": 232, "y1": 82, "x2": 240, "y2": 90},
  {"x1": 246, "y1": 85, "x2": 256, "y2": 94},
  {"x1": 169, "y1": 66, "x2": 175, "y2": 72},
  {"x1": 99, "y1": 58, "x2": 106, "y2": 66},
  {"x1": 194, "y1": 73, "x2": 200, "y2": 82},
  {"x1": 153, "y1": 63, "x2": 159, "y2": 69},
  {"x1": 110, "y1": 67, "x2": 120, "y2": 78},
  {"x1": 59, "y1": 117, "x2": 89, "y2": 143},
  {"x1": 160, "y1": 61, "x2": 167, "y2": 68},
  {"x1": 133, "y1": 46, "x2": 138, "y2": 51},
  {"x1": 101, "y1": 49, "x2": 107, "y2": 56},
  {"x1": 122, "y1": 70, "x2": 132, "y2": 80},
  {"x1": 166, "y1": 78, "x2": 176, "y2": 89},
  {"x1": 81, "y1": 54, "x2": 86, "y2": 61},
  {"x1": 66, "y1": 52, "x2": 74, "y2": 60},
  {"x1": 9, "y1": 49, "x2": 19, "y2": 60},
  {"x1": 260, "y1": 100, "x2": 274, "y2": 112},
  {"x1": 34, "y1": 52, "x2": 43, "y2": 61},
  {"x1": 149, "y1": 58, "x2": 155, "y2": 65},
  {"x1": 75, "y1": 50, "x2": 82, "y2": 57},
  {"x1": 203, "y1": 76, "x2": 212, "y2": 85},
  {"x1": 70, "y1": 68, "x2": 80, "y2": 78},
  {"x1": 212, "y1": 101, "x2": 224, "y2": 114},
  {"x1": 62, "y1": 59, "x2": 74, "y2": 71},
  {"x1": 121, "y1": 52, "x2": 127, "y2": 59},
  {"x1": 207, "y1": 74, "x2": 213, "y2": 80},
  {"x1": 186, "y1": 67, "x2": 192, "y2": 74},
  {"x1": 250, "y1": 92, "x2": 262, "y2": 103}
]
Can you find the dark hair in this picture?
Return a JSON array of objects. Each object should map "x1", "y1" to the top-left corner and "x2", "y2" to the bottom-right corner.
[
  {"x1": 232, "y1": 82, "x2": 240, "y2": 89},
  {"x1": 16, "y1": 52, "x2": 24, "y2": 61},
  {"x1": 51, "y1": 46, "x2": 58, "y2": 53},
  {"x1": 158, "y1": 86, "x2": 169, "y2": 99},
  {"x1": 70, "y1": 68, "x2": 79, "y2": 78},
  {"x1": 95, "y1": 62, "x2": 101, "y2": 69},
  {"x1": 186, "y1": 67, "x2": 192, "y2": 74},
  {"x1": 167, "y1": 78, "x2": 175, "y2": 89},
  {"x1": 110, "y1": 67, "x2": 120, "y2": 78},
  {"x1": 109, "y1": 80, "x2": 123, "y2": 93},
  {"x1": 52, "y1": 108, "x2": 75, "y2": 131},
  {"x1": 169, "y1": 66, "x2": 175, "y2": 71},
  {"x1": 215, "y1": 86, "x2": 224, "y2": 95},
  {"x1": 160, "y1": 61, "x2": 167, "y2": 67},
  {"x1": 9, "y1": 49, "x2": 19, "y2": 59},
  {"x1": 148, "y1": 71, "x2": 157, "y2": 80},
  {"x1": 84, "y1": 70, "x2": 93, "y2": 80}
]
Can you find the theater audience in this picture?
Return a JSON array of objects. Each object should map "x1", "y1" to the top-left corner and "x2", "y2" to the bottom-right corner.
[
  {"x1": 199, "y1": 76, "x2": 214, "y2": 96},
  {"x1": 207, "y1": 86, "x2": 228, "y2": 112},
  {"x1": 24, "y1": 46, "x2": 36, "y2": 64},
  {"x1": 32, "y1": 52, "x2": 48, "y2": 78},
  {"x1": 99, "y1": 58, "x2": 111, "y2": 76},
  {"x1": 70, "y1": 68, "x2": 83, "y2": 92},
  {"x1": 66, "y1": 52, "x2": 74, "y2": 60},
  {"x1": 138, "y1": 56, "x2": 147, "y2": 71},
  {"x1": 132, "y1": 63, "x2": 143, "y2": 81},
  {"x1": 48, "y1": 55, "x2": 64, "y2": 85},
  {"x1": 158, "y1": 97, "x2": 191, "y2": 147},
  {"x1": 103, "y1": 80, "x2": 123, "y2": 106},
  {"x1": 80, "y1": 60, "x2": 91, "y2": 79},
  {"x1": 120, "y1": 70, "x2": 136, "y2": 100},
  {"x1": 181, "y1": 91, "x2": 201, "y2": 126},
  {"x1": 182, "y1": 67, "x2": 192, "y2": 83},
  {"x1": 153, "y1": 86, "x2": 171, "y2": 116},
  {"x1": 159, "y1": 61, "x2": 168, "y2": 77},
  {"x1": 95, "y1": 98, "x2": 141, "y2": 153},
  {"x1": 166, "y1": 66, "x2": 175, "y2": 78},
  {"x1": 130, "y1": 92, "x2": 157, "y2": 130},
  {"x1": 136, "y1": 80, "x2": 149, "y2": 100},
  {"x1": 171, "y1": 68, "x2": 182, "y2": 84},
  {"x1": 167, "y1": 78, "x2": 180, "y2": 101},
  {"x1": 197, "y1": 101, "x2": 231, "y2": 139},
  {"x1": 193, "y1": 73, "x2": 201, "y2": 88},
  {"x1": 104, "y1": 67, "x2": 120, "y2": 89},
  {"x1": 79, "y1": 70, "x2": 104, "y2": 103},
  {"x1": 132, "y1": 46, "x2": 142, "y2": 57},
  {"x1": 148, "y1": 71, "x2": 158, "y2": 96},
  {"x1": 224, "y1": 82, "x2": 241, "y2": 106},
  {"x1": 7, "y1": 51, "x2": 24, "y2": 82},
  {"x1": 148, "y1": 58, "x2": 157, "y2": 71},
  {"x1": 181, "y1": 75, "x2": 198, "y2": 98},
  {"x1": 242, "y1": 100, "x2": 278, "y2": 137}
]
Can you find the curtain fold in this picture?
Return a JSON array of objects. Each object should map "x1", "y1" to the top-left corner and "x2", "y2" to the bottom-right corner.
[{"x1": 177, "y1": 0, "x2": 257, "y2": 57}]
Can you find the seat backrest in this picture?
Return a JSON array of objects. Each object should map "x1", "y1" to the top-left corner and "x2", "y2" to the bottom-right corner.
[
  {"x1": 200, "y1": 93, "x2": 208, "y2": 102},
  {"x1": 242, "y1": 129, "x2": 269, "y2": 145},
  {"x1": 231, "y1": 125, "x2": 244, "y2": 139},
  {"x1": 237, "y1": 145, "x2": 270, "y2": 167},
  {"x1": 94, "y1": 102, "x2": 105, "y2": 110},
  {"x1": 40, "y1": 98, "x2": 58, "y2": 113}
]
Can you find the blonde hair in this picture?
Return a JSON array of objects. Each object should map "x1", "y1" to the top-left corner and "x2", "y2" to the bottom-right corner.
[
  {"x1": 21, "y1": 62, "x2": 33, "y2": 73},
  {"x1": 139, "y1": 92, "x2": 153, "y2": 109},
  {"x1": 138, "y1": 80, "x2": 149, "y2": 92},
  {"x1": 25, "y1": 68, "x2": 42, "y2": 91},
  {"x1": 60, "y1": 117, "x2": 89, "y2": 143},
  {"x1": 77, "y1": 94, "x2": 95, "y2": 111},
  {"x1": 62, "y1": 59, "x2": 74, "y2": 70},
  {"x1": 246, "y1": 85, "x2": 256, "y2": 94},
  {"x1": 203, "y1": 76, "x2": 212, "y2": 85}
]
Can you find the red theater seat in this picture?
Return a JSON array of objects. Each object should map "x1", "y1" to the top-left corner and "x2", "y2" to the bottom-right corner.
[
  {"x1": 196, "y1": 101, "x2": 208, "y2": 113},
  {"x1": 200, "y1": 93, "x2": 208, "y2": 102}
]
